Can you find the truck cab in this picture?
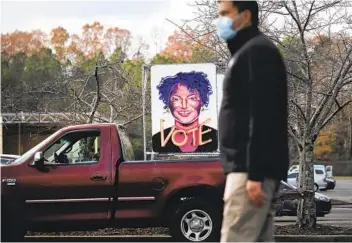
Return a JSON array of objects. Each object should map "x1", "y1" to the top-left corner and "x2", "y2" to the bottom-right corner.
[{"x1": 1, "y1": 123, "x2": 225, "y2": 242}]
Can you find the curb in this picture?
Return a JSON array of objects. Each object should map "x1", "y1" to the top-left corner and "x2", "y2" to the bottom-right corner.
[
  {"x1": 25, "y1": 234, "x2": 352, "y2": 242},
  {"x1": 25, "y1": 235, "x2": 172, "y2": 238},
  {"x1": 333, "y1": 204, "x2": 352, "y2": 208},
  {"x1": 25, "y1": 235, "x2": 171, "y2": 242},
  {"x1": 331, "y1": 199, "x2": 352, "y2": 205},
  {"x1": 334, "y1": 176, "x2": 352, "y2": 179},
  {"x1": 275, "y1": 234, "x2": 352, "y2": 242}
]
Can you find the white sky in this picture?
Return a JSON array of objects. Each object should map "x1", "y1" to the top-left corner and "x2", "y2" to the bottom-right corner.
[
  {"x1": 0, "y1": 0, "x2": 195, "y2": 58},
  {"x1": 1, "y1": 0, "x2": 350, "y2": 59}
]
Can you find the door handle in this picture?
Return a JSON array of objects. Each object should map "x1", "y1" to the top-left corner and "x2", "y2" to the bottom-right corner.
[{"x1": 90, "y1": 174, "x2": 107, "y2": 181}]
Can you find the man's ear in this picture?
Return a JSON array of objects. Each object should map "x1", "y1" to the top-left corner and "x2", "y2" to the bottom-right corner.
[{"x1": 242, "y1": 9, "x2": 252, "y2": 26}]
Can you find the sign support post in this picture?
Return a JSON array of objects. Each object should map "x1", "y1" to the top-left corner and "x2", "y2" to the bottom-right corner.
[{"x1": 142, "y1": 64, "x2": 151, "y2": 161}]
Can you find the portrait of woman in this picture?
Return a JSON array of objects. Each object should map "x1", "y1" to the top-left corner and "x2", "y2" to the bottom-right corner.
[{"x1": 152, "y1": 71, "x2": 218, "y2": 153}]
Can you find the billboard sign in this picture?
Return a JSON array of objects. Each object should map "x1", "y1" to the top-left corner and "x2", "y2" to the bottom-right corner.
[{"x1": 150, "y1": 64, "x2": 218, "y2": 153}]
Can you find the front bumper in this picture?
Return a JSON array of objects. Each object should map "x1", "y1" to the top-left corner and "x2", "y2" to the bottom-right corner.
[
  {"x1": 316, "y1": 200, "x2": 332, "y2": 214},
  {"x1": 279, "y1": 198, "x2": 331, "y2": 217},
  {"x1": 326, "y1": 180, "x2": 336, "y2": 190}
]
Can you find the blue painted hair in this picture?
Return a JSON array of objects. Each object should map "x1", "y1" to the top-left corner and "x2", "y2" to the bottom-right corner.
[{"x1": 157, "y1": 71, "x2": 213, "y2": 109}]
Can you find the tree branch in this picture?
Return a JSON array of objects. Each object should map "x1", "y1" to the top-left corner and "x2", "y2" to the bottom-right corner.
[
  {"x1": 342, "y1": 79, "x2": 352, "y2": 87},
  {"x1": 71, "y1": 89, "x2": 93, "y2": 108},
  {"x1": 119, "y1": 113, "x2": 145, "y2": 128},
  {"x1": 291, "y1": 99, "x2": 307, "y2": 121},
  {"x1": 87, "y1": 65, "x2": 101, "y2": 123},
  {"x1": 283, "y1": 1, "x2": 302, "y2": 33},
  {"x1": 165, "y1": 18, "x2": 226, "y2": 59},
  {"x1": 289, "y1": 125, "x2": 303, "y2": 148},
  {"x1": 310, "y1": 46, "x2": 352, "y2": 128},
  {"x1": 287, "y1": 70, "x2": 309, "y2": 84},
  {"x1": 321, "y1": 99, "x2": 352, "y2": 130},
  {"x1": 302, "y1": 1, "x2": 315, "y2": 32}
]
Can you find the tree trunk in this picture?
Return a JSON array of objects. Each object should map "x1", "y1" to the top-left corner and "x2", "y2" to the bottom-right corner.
[
  {"x1": 349, "y1": 115, "x2": 352, "y2": 160},
  {"x1": 297, "y1": 142, "x2": 317, "y2": 228}
]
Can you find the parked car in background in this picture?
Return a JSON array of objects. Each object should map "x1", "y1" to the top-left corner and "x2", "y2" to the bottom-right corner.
[
  {"x1": 287, "y1": 166, "x2": 328, "y2": 192},
  {"x1": 288, "y1": 164, "x2": 299, "y2": 174},
  {"x1": 0, "y1": 154, "x2": 20, "y2": 165},
  {"x1": 314, "y1": 167, "x2": 328, "y2": 191},
  {"x1": 286, "y1": 171, "x2": 299, "y2": 187},
  {"x1": 276, "y1": 181, "x2": 332, "y2": 217},
  {"x1": 325, "y1": 165, "x2": 336, "y2": 190},
  {"x1": 326, "y1": 165, "x2": 333, "y2": 179},
  {"x1": 326, "y1": 178, "x2": 336, "y2": 190}
]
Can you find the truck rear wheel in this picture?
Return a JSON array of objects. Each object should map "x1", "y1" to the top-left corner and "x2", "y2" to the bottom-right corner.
[{"x1": 169, "y1": 198, "x2": 220, "y2": 242}]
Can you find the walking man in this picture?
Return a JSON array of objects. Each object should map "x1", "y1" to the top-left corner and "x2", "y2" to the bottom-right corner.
[{"x1": 216, "y1": 1, "x2": 289, "y2": 241}]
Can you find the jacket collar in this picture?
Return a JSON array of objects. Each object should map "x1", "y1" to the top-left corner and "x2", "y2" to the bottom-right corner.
[{"x1": 227, "y1": 25, "x2": 261, "y2": 56}]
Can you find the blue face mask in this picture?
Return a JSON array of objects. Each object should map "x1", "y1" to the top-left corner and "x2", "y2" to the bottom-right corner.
[{"x1": 215, "y1": 15, "x2": 243, "y2": 41}]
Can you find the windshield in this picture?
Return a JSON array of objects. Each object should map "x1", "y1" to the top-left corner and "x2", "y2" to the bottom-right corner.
[
  {"x1": 11, "y1": 129, "x2": 63, "y2": 165},
  {"x1": 281, "y1": 180, "x2": 296, "y2": 190}
]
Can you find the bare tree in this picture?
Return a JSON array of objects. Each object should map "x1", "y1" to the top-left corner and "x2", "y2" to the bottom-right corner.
[
  {"x1": 67, "y1": 58, "x2": 145, "y2": 127},
  {"x1": 169, "y1": 0, "x2": 351, "y2": 228},
  {"x1": 264, "y1": 1, "x2": 351, "y2": 228}
]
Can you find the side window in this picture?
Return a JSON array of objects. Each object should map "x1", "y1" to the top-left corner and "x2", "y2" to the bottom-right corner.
[
  {"x1": 43, "y1": 130, "x2": 101, "y2": 165},
  {"x1": 315, "y1": 169, "x2": 324, "y2": 175},
  {"x1": 117, "y1": 127, "x2": 135, "y2": 161},
  {"x1": 1, "y1": 158, "x2": 11, "y2": 164},
  {"x1": 287, "y1": 173, "x2": 298, "y2": 178}
]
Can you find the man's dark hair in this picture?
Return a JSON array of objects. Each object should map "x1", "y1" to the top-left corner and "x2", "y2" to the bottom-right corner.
[
  {"x1": 232, "y1": 1, "x2": 259, "y2": 26},
  {"x1": 229, "y1": 1, "x2": 259, "y2": 27}
]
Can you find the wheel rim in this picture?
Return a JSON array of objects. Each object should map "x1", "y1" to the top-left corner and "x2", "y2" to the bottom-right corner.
[{"x1": 180, "y1": 209, "x2": 213, "y2": 242}]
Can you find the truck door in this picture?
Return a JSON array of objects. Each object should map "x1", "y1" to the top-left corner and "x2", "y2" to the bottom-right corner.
[
  {"x1": 23, "y1": 127, "x2": 112, "y2": 226},
  {"x1": 109, "y1": 126, "x2": 158, "y2": 222}
]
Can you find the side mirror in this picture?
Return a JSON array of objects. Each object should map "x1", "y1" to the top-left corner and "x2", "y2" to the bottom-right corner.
[{"x1": 33, "y1": 152, "x2": 44, "y2": 167}]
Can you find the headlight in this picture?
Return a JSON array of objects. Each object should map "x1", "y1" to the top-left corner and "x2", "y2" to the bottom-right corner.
[{"x1": 316, "y1": 195, "x2": 330, "y2": 202}]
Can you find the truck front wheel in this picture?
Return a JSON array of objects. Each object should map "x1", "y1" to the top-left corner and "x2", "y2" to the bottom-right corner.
[{"x1": 170, "y1": 198, "x2": 220, "y2": 242}]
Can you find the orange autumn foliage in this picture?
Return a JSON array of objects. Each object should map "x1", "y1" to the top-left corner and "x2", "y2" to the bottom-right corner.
[
  {"x1": 314, "y1": 125, "x2": 336, "y2": 161},
  {"x1": 159, "y1": 30, "x2": 211, "y2": 63},
  {"x1": 2, "y1": 22, "x2": 131, "y2": 65},
  {"x1": 50, "y1": 27, "x2": 70, "y2": 61},
  {"x1": 1, "y1": 30, "x2": 47, "y2": 56}
]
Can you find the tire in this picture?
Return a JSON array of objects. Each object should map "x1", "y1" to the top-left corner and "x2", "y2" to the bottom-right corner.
[
  {"x1": 169, "y1": 198, "x2": 220, "y2": 242},
  {"x1": 314, "y1": 183, "x2": 319, "y2": 192}
]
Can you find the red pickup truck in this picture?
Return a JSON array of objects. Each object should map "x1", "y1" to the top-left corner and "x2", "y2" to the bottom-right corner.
[{"x1": 1, "y1": 123, "x2": 225, "y2": 242}]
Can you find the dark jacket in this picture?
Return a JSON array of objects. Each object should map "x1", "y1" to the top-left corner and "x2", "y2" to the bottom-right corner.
[{"x1": 219, "y1": 26, "x2": 289, "y2": 182}]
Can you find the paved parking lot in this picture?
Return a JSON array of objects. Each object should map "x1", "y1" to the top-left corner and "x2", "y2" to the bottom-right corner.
[
  {"x1": 276, "y1": 205, "x2": 352, "y2": 227},
  {"x1": 323, "y1": 178, "x2": 352, "y2": 203},
  {"x1": 276, "y1": 178, "x2": 352, "y2": 228}
]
